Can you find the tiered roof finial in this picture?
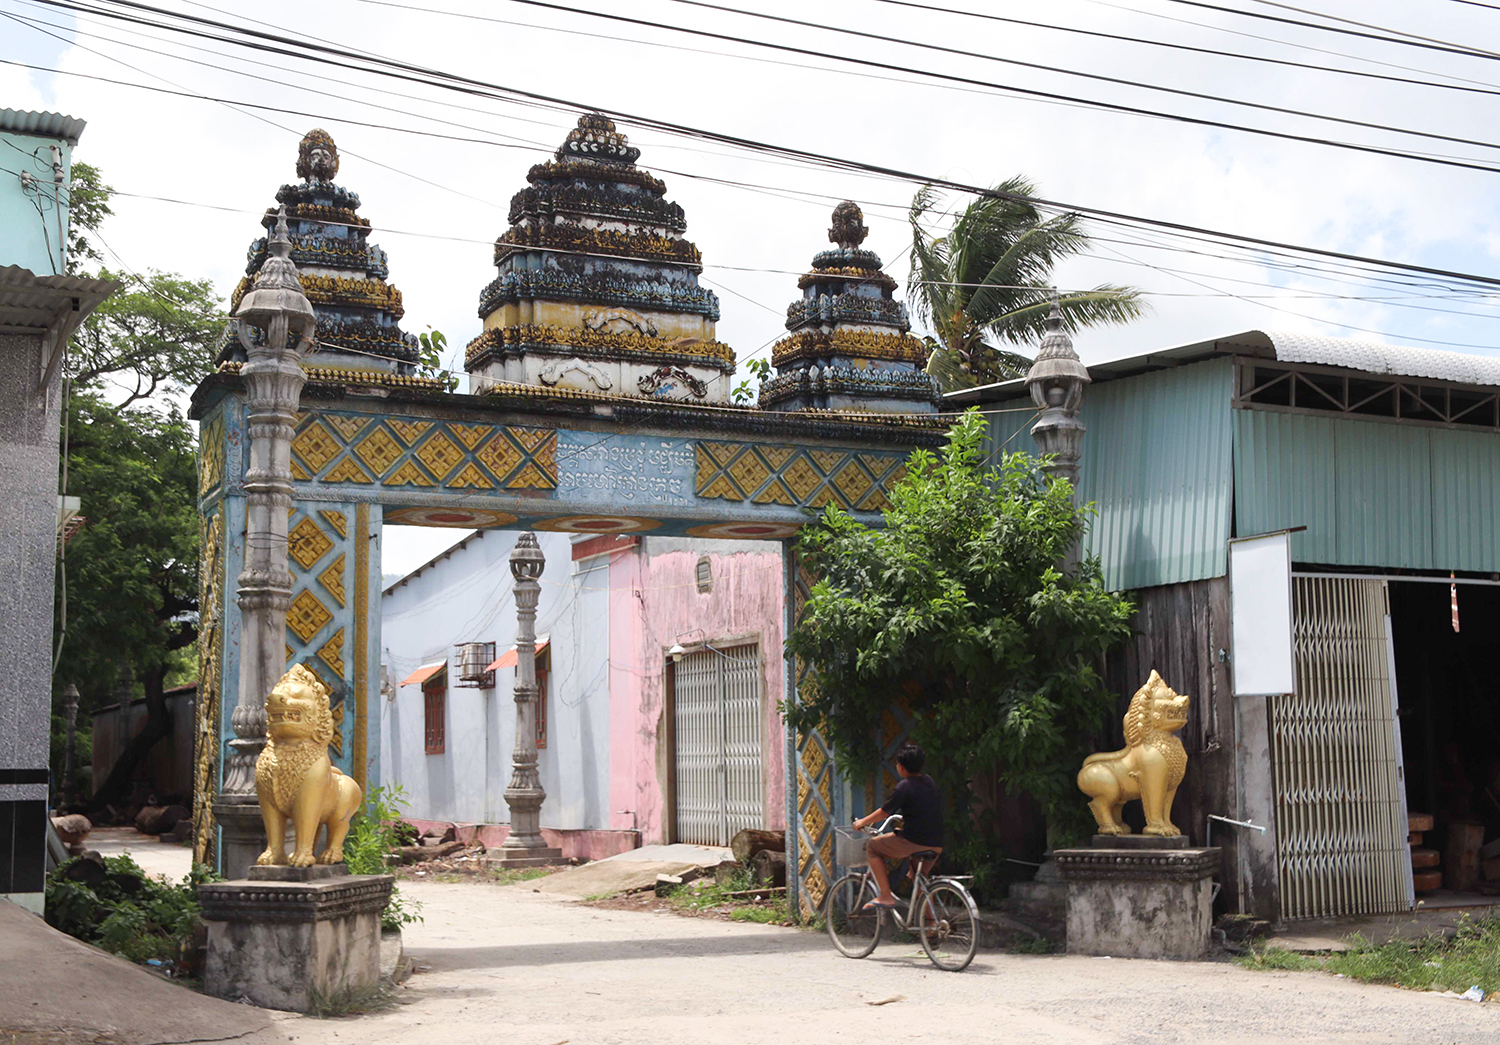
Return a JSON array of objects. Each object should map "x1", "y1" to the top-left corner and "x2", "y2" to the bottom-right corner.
[
  {"x1": 760, "y1": 200, "x2": 938, "y2": 414},
  {"x1": 465, "y1": 112, "x2": 733, "y2": 403},
  {"x1": 223, "y1": 129, "x2": 416, "y2": 374}
]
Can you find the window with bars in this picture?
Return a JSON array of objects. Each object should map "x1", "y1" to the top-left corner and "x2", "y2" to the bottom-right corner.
[{"x1": 423, "y1": 677, "x2": 446, "y2": 755}]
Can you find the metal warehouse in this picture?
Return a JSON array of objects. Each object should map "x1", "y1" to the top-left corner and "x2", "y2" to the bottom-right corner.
[{"x1": 957, "y1": 329, "x2": 1500, "y2": 924}]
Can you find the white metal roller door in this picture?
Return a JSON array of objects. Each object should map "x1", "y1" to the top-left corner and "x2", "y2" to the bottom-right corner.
[
  {"x1": 674, "y1": 644, "x2": 764, "y2": 845},
  {"x1": 1275, "y1": 577, "x2": 1412, "y2": 920}
]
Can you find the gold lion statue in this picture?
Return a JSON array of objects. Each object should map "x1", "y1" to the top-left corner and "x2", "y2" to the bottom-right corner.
[
  {"x1": 254, "y1": 664, "x2": 363, "y2": 867},
  {"x1": 1076, "y1": 670, "x2": 1191, "y2": 837}
]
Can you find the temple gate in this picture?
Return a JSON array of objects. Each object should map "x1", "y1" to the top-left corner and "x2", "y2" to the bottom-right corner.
[{"x1": 192, "y1": 115, "x2": 952, "y2": 916}]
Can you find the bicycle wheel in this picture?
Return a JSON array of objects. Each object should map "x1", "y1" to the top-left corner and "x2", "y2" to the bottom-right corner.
[
  {"x1": 825, "y1": 873, "x2": 883, "y2": 958},
  {"x1": 917, "y1": 881, "x2": 979, "y2": 971}
]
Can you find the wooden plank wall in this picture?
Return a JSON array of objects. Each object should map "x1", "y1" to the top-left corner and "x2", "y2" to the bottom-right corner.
[{"x1": 1102, "y1": 577, "x2": 1242, "y2": 909}]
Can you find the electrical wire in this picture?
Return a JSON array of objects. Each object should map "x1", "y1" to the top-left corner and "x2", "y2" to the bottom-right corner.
[{"x1": 865, "y1": 0, "x2": 1500, "y2": 100}]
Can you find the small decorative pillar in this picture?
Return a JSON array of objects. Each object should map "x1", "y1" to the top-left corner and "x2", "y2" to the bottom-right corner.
[
  {"x1": 486, "y1": 533, "x2": 562, "y2": 868},
  {"x1": 212, "y1": 207, "x2": 317, "y2": 880},
  {"x1": 1025, "y1": 295, "x2": 1090, "y2": 496},
  {"x1": 60, "y1": 682, "x2": 79, "y2": 807}
]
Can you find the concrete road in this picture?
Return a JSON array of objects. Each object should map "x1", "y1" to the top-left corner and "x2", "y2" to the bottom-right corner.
[{"x1": 284, "y1": 878, "x2": 1500, "y2": 1045}]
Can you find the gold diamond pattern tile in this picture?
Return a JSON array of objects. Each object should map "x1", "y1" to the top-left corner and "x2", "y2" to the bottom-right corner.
[
  {"x1": 291, "y1": 459, "x2": 310, "y2": 480},
  {"x1": 328, "y1": 700, "x2": 345, "y2": 758},
  {"x1": 704, "y1": 441, "x2": 742, "y2": 467},
  {"x1": 387, "y1": 419, "x2": 432, "y2": 446},
  {"x1": 324, "y1": 458, "x2": 373, "y2": 484},
  {"x1": 355, "y1": 428, "x2": 402, "y2": 475},
  {"x1": 507, "y1": 463, "x2": 552, "y2": 489},
  {"x1": 319, "y1": 510, "x2": 347, "y2": 538},
  {"x1": 694, "y1": 444, "x2": 720, "y2": 491},
  {"x1": 801, "y1": 736, "x2": 827, "y2": 778},
  {"x1": 804, "y1": 866, "x2": 827, "y2": 911},
  {"x1": 760, "y1": 446, "x2": 795, "y2": 469},
  {"x1": 448, "y1": 463, "x2": 494, "y2": 489},
  {"x1": 319, "y1": 553, "x2": 346, "y2": 608},
  {"x1": 819, "y1": 836, "x2": 834, "y2": 874},
  {"x1": 325, "y1": 414, "x2": 369, "y2": 442},
  {"x1": 699, "y1": 475, "x2": 739, "y2": 501},
  {"x1": 858, "y1": 489, "x2": 891, "y2": 512},
  {"x1": 810, "y1": 450, "x2": 846, "y2": 475},
  {"x1": 801, "y1": 800, "x2": 827, "y2": 842},
  {"x1": 318, "y1": 627, "x2": 345, "y2": 676},
  {"x1": 199, "y1": 415, "x2": 224, "y2": 496},
  {"x1": 782, "y1": 457, "x2": 823, "y2": 501},
  {"x1": 753, "y1": 478, "x2": 796, "y2": 506},
  {"x1": 415, "y1": 431, "x2": 464, "y2": 480},
  {"x1": 809, "y1": 486, "x2": 843, "y2": 509},
  {"x1": 477, "y1": 431, "x2": 522, "y2": 481},
  {"x1": 288, "y1": 517, "x2": 334, "y2": 571},
  {"x1": 292, "y1": 421, "x2": 340, "y2": 472},
  {"x1": 450, "y1": 423, "x2": 492, "y2": 450},
  {"x1": 797, "y1": 771, "x2": 809, "y2": 809},
  {"x1": 727, "y1": 449, "x2": 770, "y2": 496},
  {"x1": 833, "y1": 461, "x2": 874, "y2": 505},
  {"x1": 287, "y1": 589, "x2": 333, "y2": 643},
  {"x1": 817, "y1": 770, "x2": 833, "y2": 813},
  {"x1": 385, "y1": 460, "x2": 435, "y2": 487}
]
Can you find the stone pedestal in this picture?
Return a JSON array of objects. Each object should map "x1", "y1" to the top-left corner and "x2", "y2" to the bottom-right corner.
[
  {"x1": 483, "y1": 847, "x2": 563, "y2": 870},
  {"x1": 211, "y1": 794, "x2": 267, "y2": 883},
  {"x1": 1055, "y1": 839, "x2": 1220, "y2": 960},
  {"x1": 199, "y1": 864, "x2": 393, "y2": 1012}
]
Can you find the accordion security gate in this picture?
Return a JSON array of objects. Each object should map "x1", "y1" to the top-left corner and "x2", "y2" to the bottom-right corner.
[
  {"x1": 1275, "y1": 577, "x2": 1412, "y2": 920},
  {"x1": 674, "y1": 644, "x2": 765, "y2": 846}
]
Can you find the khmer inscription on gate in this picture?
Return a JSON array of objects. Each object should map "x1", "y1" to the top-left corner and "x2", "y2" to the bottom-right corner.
[{"x1": 553, "y1": 431, "x2": 697, "y2": 506}]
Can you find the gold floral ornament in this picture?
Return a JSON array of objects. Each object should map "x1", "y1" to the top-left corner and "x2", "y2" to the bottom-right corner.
[
  {"x1": 253, "y1": 664, "x2": 363, "y2": 867},
  {"x1": 1077, "y1": 670, "x2": 1191, "y2": 837}
]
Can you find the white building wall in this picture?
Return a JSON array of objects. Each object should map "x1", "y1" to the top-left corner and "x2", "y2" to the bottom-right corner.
[{"x1": 378, "y1": 529, "x2": 612, "y2": 829}]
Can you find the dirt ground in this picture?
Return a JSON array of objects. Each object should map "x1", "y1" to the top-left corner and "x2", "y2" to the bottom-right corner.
[
  {"x1": 14, "y1": 836, "x2": 1500, "y2": 1044},
  {"x1": 270, "y1": 876, "x2": 1500, "y2": 1045}
]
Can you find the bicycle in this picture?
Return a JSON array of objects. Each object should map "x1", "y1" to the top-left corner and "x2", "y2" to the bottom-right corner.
[{"x1": 824, "y1": 816, "x2": 980, "y2": 972}]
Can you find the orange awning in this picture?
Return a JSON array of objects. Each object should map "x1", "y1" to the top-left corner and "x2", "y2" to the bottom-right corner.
[
  {"x1": 487, "y1": 637, "x2": 550, "y2": 672},
  {"x1": 400, "y1": 661, "x2": 446, "y2": 687}
]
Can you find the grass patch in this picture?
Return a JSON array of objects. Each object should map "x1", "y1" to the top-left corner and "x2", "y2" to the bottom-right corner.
[
  {"x1": 308, "y1": 982, "x2": 393, "y2": 1018},
  {"x1": 1326, "y1": 917, "x2": 1500, "y2": 994},
  {"x1": 490, "y1": 866, "x2": 560, "y2": 886},
  {"x1": 1236, "y1": 946, "x2": 1321, "y2": 971},
  {"x1": 1013, "y1": 935, "x2": 1058, "y2": 955},
  {"x1": 667, "y1": 863, "x2": 795, "y2": 925}
]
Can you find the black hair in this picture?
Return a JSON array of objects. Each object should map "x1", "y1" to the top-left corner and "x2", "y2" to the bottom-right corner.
[{"x1": 895, "y1": 743, "x2": 925, "y2": 774}]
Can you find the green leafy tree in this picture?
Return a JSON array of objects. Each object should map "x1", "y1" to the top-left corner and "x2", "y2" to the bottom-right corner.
[
  {"x1": 57, "y1": 393, "x2": 201, "y2": 814},
  {"x1": 51, "y1": 161, "x2": 226, "y2": 811},
  {"x1": 908, "y1": 179, "x2": 1144, "y2": 390},
  {"x1": 783, "y1": 411, "x2": 1135, "y2": 894}
]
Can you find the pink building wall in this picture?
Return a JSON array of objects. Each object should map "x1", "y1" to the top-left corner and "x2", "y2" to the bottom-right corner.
[{"x1": 609, "y1": 540, "x2": 786, "y2": 845}]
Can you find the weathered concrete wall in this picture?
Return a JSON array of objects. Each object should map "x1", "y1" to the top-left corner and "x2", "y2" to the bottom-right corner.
[
  {"x1": 623, "y1": 537, "x2": 786, "y2": 845},
  {"x1": 0, "y1": 331, "x2": 61, "y2": 913},
  {"x1": 1064, "y1": 876, "x2": 1215, "y2": 960}
]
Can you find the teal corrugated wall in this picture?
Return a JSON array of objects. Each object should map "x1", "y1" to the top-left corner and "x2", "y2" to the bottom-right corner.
[
  {"x1": 1234, "y1": 411, "x2": 1500, "y2": 572},
  {"x1": 981, "y1": 357, "x2": 1235, "y2": 590}
]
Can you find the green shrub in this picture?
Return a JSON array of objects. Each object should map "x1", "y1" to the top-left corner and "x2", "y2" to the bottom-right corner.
[
  {"x1": 344, "y1": 783, "x2": 423, "y2": 932},
  {"x1": 44, "y1": 854, "x2": 221, "y2": 965}
]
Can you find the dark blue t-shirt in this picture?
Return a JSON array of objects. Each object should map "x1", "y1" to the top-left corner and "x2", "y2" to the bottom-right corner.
[{"x1": 880, "y1": 774, "x2": 943, "y2": 847}]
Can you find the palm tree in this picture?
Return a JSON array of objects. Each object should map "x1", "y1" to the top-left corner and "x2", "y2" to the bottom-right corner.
[{"x1": 908, "y1": 178, "x2": 1145, "y2": 391}]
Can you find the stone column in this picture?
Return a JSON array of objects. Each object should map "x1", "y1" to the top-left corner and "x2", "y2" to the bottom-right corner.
[
  {"x1": 1026, "y1": 296, "x2": 1090, "y2": 498},
  {"x1": 212, "y1": 208, "x2": 317, "y2": 880},
  {"x1": 487, "y1": 533, "x2": 562, "y2": 868}
]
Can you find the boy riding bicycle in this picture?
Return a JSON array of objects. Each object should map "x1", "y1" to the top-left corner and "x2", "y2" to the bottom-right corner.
[{"x1": 850, "y1": 743, "x2": 943, "y2": 910}]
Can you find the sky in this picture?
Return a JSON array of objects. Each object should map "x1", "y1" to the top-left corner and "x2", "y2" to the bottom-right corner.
[{"x1": 6, "y1": 0, "x2": 1500, "y2": 573}]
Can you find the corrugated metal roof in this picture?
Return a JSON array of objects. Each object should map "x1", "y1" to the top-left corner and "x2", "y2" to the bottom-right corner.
[
  {"x1": 947, "y1": 328, "x2": 1500, "y2": 405},
  {"x1": 0, "y1": 109, "x2": 86, "y2": 145},
  {"x1": 0, "y1": 265, "x2": 118, "y2": 331}
]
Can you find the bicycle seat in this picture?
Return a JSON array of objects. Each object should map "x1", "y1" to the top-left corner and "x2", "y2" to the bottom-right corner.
[{"x1": 910, "y1": 850, "x2": 938, "y2": 862}]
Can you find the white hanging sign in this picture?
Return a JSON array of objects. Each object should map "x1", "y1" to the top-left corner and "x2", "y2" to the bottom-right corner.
[{"x1": 1229, "y1": 531, "x2": 1295, "y2": 697}]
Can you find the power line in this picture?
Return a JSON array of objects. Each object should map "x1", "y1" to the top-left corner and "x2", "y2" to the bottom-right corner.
[
  {"x1": 645, "y1": 0, "x2": 1500, "y2": 155},
  {"x1": 1161, "y1": 0, "x2": 1500, "y2": 62},
  {"x1": 30, "y1": 0, "x2": 1500, "y2": 299},
  {"x1": 1243, "y1": 0, "x2": 1500, "y2": 58},
  {"x1": 866, "y1": 0, "x2": 1500, "y2": 100},
  {"x1": 39, "y1": 0, "x2": 1500, "y2": 179}
]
